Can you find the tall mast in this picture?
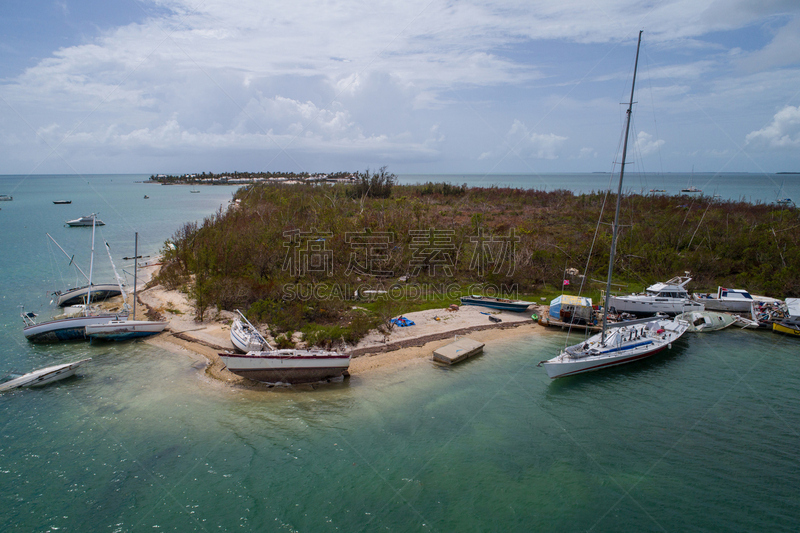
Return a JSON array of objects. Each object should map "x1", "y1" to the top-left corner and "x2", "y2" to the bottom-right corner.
[
  {"x1": 87, "y1": 214, "x2": 96, "y2": 310},
  {"x1": 602, "y1": 30, "x2": 642, "y2": 343},
  {"x1": 133, "y1": 232, "x2": 138, "y2": 319}
]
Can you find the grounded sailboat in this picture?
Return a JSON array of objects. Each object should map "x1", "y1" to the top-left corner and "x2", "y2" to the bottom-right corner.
[
  {"x1": 0, "y1": 358, "x2": 91, "y2": 392},
  {"x1": 22, "y1": 215, "x2": 126, "y2": 342},
  {"x1": 85, "y1": 233, "x2": 167, "y2": 341},
  {"x1": 539, "y1": 31, "x2": 689, "y2": 379},
  {"x1": 46, "y1": 232, "x2": 122, "y2": 307}
]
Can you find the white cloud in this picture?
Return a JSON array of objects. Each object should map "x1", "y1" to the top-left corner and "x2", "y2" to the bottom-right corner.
[
  {"x1": 745, "y1": 106, "x2": 800, "y2": 149},
  {"x1": 634, "y1": 131, "x2": 666, "y2": 156},
  {"x1": 479, "y1": 120, "x2": 567, "y2": 161}
]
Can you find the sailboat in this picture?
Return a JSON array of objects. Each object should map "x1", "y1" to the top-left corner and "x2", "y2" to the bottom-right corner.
[
  {"x1": 539, "y1": 31, "x2": 689, "y2": 379},
  {"x1": 22, "y1": 215, "x2": 127, "y2": 342},
  {"x1": 47, "y1": 232, "x2": 123, "y2": 307},
  {"x1": 681, "y1": 166, "x2": 701, "y2": 193},
  {"x1": 85, "y1": 233, "x2": 167, "y2": 341}
]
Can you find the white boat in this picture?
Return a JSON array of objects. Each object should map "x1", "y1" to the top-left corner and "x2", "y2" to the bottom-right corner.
[
  {"x1": 539, "y1": 32, "x2": 689, "y2": 379},
  {"x1": 0, "y1": 358, "x2": 91, "y2": 392},
  {"x1": 219, "y1": 349, "x2": 351, "y2": 384},
  {"x1": 85, "y1": 233, "x2": 167, "y2": 341},
  {"x1": 22, "y1": 215, "x2": 126, "y2": 342},
  {"x1": 0, "y1": 194, "x2": 12, "y2": 201},
  {"x1": 230, "y1": 310, "x2": 270, "y2": 352},
  {"x1": 675, "y1": 310, "x2": 736, "y2": 332},
  {"x1": 66, "y1": 214, "x2": 105, "y2": 226},
  {"x1": 46, "y1": 232, "x2": 123, "y2": 306},
  {"x1": 86, "y1": 319, "x2": 167, "y2": 340},
  {"x1": 691, "y1": 286, "x2": 777, "y2": 313},
  {"x1": 609, "y1": 274, "x2": 704, "y2": 316}
]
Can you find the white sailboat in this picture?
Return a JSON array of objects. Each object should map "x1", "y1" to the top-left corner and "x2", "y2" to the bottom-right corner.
[
  {"x1": 539, "y1": 31, "x2": 689, "y2": 379},
  {"x1": 85, "y1": 233, "x2": 167, "y2": 341},
  {"x1": 230, "y1": 310, "x2": 270, "y2": 352},
  {"x1": 22, "y1": 215, "x2": 126, "y2": 342},
  {"x1": 46, "y1": 232, "x2": 122, "y2": 307}
]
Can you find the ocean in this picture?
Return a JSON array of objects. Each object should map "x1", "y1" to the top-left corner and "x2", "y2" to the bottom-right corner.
[{"x1": 1, "y1": 174, "x2": 799, "y2": 532}]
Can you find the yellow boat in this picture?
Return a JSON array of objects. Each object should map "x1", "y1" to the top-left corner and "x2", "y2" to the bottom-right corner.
[{"x1": 773, "y1": 319, "x2": 800, "y2": 336}]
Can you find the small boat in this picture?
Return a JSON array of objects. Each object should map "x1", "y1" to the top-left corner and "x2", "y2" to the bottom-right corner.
[
  {"x1": 609, "y1": 274, "x2": 704, "y2": 316},
  {"x1": 66, "y1": 214, "x2": 105, "y2": 226},
  {"x1": 0, "y1": 194, "x2": 12, "y2": 201},
  {"x1": 675, "y1": 311, "x2": 736, "y2": 332},
  {"x1": 0, "y1": 358, "x2": 91, "y2": 392},
  {"x1": 143, "y1": 195, "x2": 150, "y2": 199},
  {"x1": 230, "y1": 310, "x2": 270, "y2": 352},
  {"x1": 681, "y1": 186, "x2": 702, "y2": 193},
  {"x1": 218, "y1": 349, "x2": 351, "y2": 384},
  {"x1": 539, "y1": 32, "x2": 690, "y2": 379},
  {"x1": 649, "y1": 188, "x2": 666, "y2": 193},
  {"x1": 460, "y1": 295, "x2": 534, "y2": 312},
  {"x1": 773, "y1": 317, "x2": 800, "y2": 337},
  {"x1": 190, "y1": 188, "x2": 200, "y2": 193},
  {"x1": 53, "y1": 200, "x2": 72, "y2": 204}
]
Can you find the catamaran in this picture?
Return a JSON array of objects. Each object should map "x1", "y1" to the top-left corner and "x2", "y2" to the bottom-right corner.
[{"x1": 539, "y1": 31, "x2": 689, "y2": 379}]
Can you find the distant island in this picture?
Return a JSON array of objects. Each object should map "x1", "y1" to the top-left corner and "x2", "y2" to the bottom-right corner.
[{"x1": 149, "y1": 170, "x2": 358, "y2": 185}]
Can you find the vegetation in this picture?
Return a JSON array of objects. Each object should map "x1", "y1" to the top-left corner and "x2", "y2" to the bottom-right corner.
[{"x1": 154, "y1": 177, "x2": 800, "y2": 347}]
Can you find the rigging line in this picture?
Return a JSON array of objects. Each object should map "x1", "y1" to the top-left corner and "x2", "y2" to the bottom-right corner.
[{"x1": 686, "y1": 200, "x2": 712, "y2": 251}]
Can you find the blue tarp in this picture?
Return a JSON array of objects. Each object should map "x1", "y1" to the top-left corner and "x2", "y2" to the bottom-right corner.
[{"x1": 391, "y1": 316, "x2": 416, "y2": 327}]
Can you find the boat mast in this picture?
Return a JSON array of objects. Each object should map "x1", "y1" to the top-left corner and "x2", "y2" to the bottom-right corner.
[
  {"x1": 47, "y1": 233, "x2": 90, "y2": 283},
  {"x1": 87, "y1": 214, "x2": 96, "y2": 310},
  {"x1": 133, "y1": 233, "x2": 138, "y2": 319},
  {"x1": 602, "y1": 30, "x2": 642, "y2": 343}
]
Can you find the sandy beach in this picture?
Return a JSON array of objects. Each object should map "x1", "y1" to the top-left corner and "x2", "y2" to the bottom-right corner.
[{"x1": 129, "y1": 263, "x2": 545, "y2": 389}]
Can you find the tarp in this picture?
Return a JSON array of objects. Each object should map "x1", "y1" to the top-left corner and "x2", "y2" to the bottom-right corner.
[
  {"x1": 391, "y1": 316, "x2": 416, "y2": 327},
  {"x1": 549, "y1": 295, "x2": 592, "y2": 319}
]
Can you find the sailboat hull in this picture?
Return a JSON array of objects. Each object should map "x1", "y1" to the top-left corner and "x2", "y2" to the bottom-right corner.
[{"x1": 23, "y1": 314, "x2": 127, "y2": 342}]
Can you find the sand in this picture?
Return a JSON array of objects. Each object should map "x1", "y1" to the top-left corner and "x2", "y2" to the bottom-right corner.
[{"x1": 129, "y1": 263, "x2": 546, "y2": 389}]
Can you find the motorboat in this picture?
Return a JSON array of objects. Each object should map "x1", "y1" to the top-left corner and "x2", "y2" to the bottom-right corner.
[
  {"x1": 0, "y1": 194, "x2": 11, "y2": 201},
  {"x1": 681, "y1": 186, "x2": 701, "y2": 193},
  {"x1": 230, "y1": 310, "x2": 270, "y2": 352},
  {"x1": 539, "y1": 32, "x2": 690, "y2": 379},
  {"x1": 53, "y1": 200, "x2": 72, "y2": 204},
  {"x1": 609, "y1": 274, "x2": 704, "y2": 316},
  {"x1": 460, "y1": 295, "x2": 534, "y2": 312},
  {"x1": 0, "y1": 358, "x2": 91, "y2": 392},
  {"x1": 773, "y1": 299, "x2": 800, "y2": 337},
  {"x1": 219, "y1": 349, "x2": 351, "y2": 384},
  {"x1": 675, "y1": 311, "x2": 736, "y2": 332},
  {"x1": 690, "y1": 287, "x2": 778, "y2": 313},
  {"x1": 66, "y1": 214, "x2": 105, "y2": 226}
]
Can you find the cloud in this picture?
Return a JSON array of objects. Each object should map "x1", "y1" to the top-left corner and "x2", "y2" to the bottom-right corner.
[
  {"x1": 745, "y1": 105, "x2": 800, "y2": 149},
  {"x1": 634, "y1": 131, "x2": 665, "y2": 156},
  {"x1": 479, "y1": 120, "x2": 567, "y2": 161}
]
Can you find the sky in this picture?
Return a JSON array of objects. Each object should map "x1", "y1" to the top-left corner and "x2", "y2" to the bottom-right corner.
[{"x1": 1, "y1": 0, "x2": 800, "y2": 176}]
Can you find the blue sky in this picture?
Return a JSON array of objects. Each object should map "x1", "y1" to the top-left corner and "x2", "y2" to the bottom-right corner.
[{"x1": 1, "y1": 0, "x2": 799, "y2": 175}]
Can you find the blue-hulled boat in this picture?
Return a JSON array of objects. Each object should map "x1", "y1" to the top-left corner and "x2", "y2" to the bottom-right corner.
[{"x1": 459, "y1": 295, "x2": 534, "y2": 312}]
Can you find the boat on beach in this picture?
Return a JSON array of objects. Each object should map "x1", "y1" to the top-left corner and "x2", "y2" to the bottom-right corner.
[
  {"x1": 230, "y1": 310, "x2": 270, "y2": 352},
  {"x1": 0, "y1": 358, "x2": 91, "y2": 392},
  {"x1": 675, "y1": 310, "x2": 736, "y2": 332},
  {"x1": 66, "y1": 214, "x2": 105, "y2": 226},
  {"x1": 772, "y1": 299, "x2": 800, "y2": 337},
  {"x1": 539, "y1": 32, "x2": 690, "y2": 379},
  {"x1": 609, "y1": 274, "x2": 704, "y2": 316},
  {"x1": 219, "y1": 349, "x2": 351, "y2": 384},
  {"x1": 690, "y1": 286, "x2": 779, "y2": 313},
  {"x1": 460, "y1": 295, "x2": 534, "y2": 312},
  {"x1": 85, "y1": 233, "x2": 167, "y2": 341}
]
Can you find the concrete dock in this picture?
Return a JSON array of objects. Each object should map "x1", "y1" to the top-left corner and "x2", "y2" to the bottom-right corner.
[{"x1": 433, "y1": 337, "x2": 485, "y2": 365}]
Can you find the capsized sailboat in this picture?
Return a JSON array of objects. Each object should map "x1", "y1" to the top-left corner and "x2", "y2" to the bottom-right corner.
[
  {"x1": 0, "y1": 358, "x2": 91, "y2": 392},
  {"x1": 539, "y1": 31, "x2": 689, "y2": 379}
]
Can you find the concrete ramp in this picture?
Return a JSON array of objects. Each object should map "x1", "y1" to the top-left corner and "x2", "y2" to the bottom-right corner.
[{"x1": 433, "y1": 337, "x2": 485, "y2": 365}]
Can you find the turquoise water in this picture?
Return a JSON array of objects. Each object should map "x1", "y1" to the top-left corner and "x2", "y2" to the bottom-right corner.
[{"x1": 1, "y1": 175, "x2": 800, "y2": 531}]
